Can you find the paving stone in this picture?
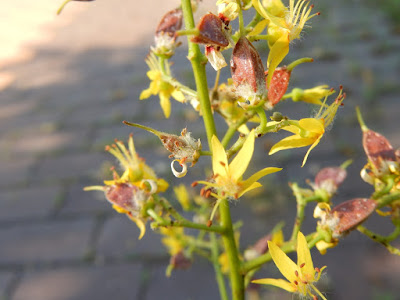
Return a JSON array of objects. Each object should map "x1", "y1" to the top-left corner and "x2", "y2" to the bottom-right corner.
[
  {"x1": 60, "y1": 182, "x2": 109, "y2": 215},
  {"x1": 33, "y1": 152, "x2": 107, "y2": 183},
  {"x1": 97, "y1": 216, "x2": 165, "y2": 259},
  {"x1": 12, "y1": 128, "x2": 91, "y2": 157},
  {"x1": 0, "y1": 219, "x2": 93, "y2": 264},
  {"x1": 0, "y1": 272, "x2": 15, "y2": 299},
  {"x1": 12, "y1": 263, "x2": 142, "y2": 300},
  {"x1": 0, "y1": 186, "x2": 61, "y2": 222},
  {"x1": 145, "y1": 261, "x2": 220, "y2": 300},
  {"x1": 0, "y1": 158, "x2": 35, "y2": 187}
]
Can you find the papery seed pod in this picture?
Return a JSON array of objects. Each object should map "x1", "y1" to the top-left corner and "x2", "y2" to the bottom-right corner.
[
  {"x1": 266, "y1": 67, "x2": 291, "y2": 106},
  {"x1": 331, "y1": 198, "x2": 376, "y2": 238},
  {"x1": 155, "y1": 8, "x2": 183, "y2": 40},
  {"x1": 231, "y1": 37, "x2": 266, "y2": 99},
  {"x1": 190, "y1": 13, "x2": 229, "y2": 47},
  {"x1": 105, "y1": 183, "x2": 148, "y2": 212},
  {"x1": 314, "y1": 167, "x2": 347, "y2": 189},
  {"x1": 363, "y1": 129, "x2": 396, "y2": 170},
  {"x1": 170, "y1": 251, "x2": 192, "y2": 269}
]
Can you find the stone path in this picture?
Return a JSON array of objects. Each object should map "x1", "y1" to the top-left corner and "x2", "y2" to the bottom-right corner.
[{"x1": 0, "y1": 0, "x2": 399, "y2": 299}]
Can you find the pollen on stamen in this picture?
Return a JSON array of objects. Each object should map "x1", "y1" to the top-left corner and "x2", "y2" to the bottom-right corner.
[
  {"x1": 220, "y1": 161, "x2": 226, "y2": 167},
  {"x1": 315, "y1": 267, "x2": 320, "y2": 273},
  {"x1": 191, "y1": 181, "x2": 198, "y2": 187},
  {"x1": 200, "y1": 188, "x2": 206, "y2": 196},
  {"x1": 205, "y1": 190, "x2": 212, "y2": 198},
  {"x1": 207, "y1": 220, "x2": 213, "y2": 227},
  {"x1": 295, "y1": 270, "x2": 299, "y2": 277},
  {"x1": 300, "y1": 263, "x2": 305, "y2": 268},
  {"x1": 302, "y1": 281, "x2": 308, "y2": 284},
  {"x1": 105, "y1": 145, "x2": 111, "y2": 151},
  {"x1": 294, "y1": 280, "x2": 298, "y2": 285}
]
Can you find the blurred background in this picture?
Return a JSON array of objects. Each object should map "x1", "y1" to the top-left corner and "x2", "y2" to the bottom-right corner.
[{"x1": 0, "y1": 0, "x2": 399, "y2": 299}]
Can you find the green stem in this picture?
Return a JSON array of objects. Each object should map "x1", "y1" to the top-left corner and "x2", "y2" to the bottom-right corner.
[
  {"x1": 181, "y1": 0, "x2": 217, "y2": 147},
  {"x1": 236, "y1": 0, "x2": 245, "y2": 36},
  {"x1": 176, "y1": 28, "x2": 200, "y2": 36},
  {"x1": 357, "y1": 225, "x2": 400, "y2": 256},
  {"x1": 211, "y1": 232, "x2": 229, "y2": 300},
  {"x1": 377, "y1": 192, "x2": 400, "y2": 208},
  {"x1": 254, "y1": 106, "x2": 268, "y2": 137},
  {"x1": 219, "y1": 199, "x2": 245, "y2": 300},
  {"x1": 286, "y1": 57, "x2": 314, "y2": 71},
  {"x1": 57, "y1": 0, "x2": 72, "y2": 14},
  {"x1": 290, "y1": 183, "x2": 307, "y2": 241}
]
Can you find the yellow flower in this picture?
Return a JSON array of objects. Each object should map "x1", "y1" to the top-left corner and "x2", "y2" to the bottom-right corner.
[
  {"x1": 140, "y1": 53, "x2": 185, "y2": 118},
  {"x1": 251, "y1": 0, "x2": 318, "y2": 85},
  {"x1": 160, "y1": 227, "x2": 185, "y2": 256},
  {"x1": 199, "y1": 130, "x2": 281, "y2": 199},
  {"x1": 84, "y1": 135, "x2": 168, "y2": 240},
  {"x1": 174, "y1": 184, "x2": 191, "y2": 211},
  {"x1": 269, "y1": 90, "x2": 344, "y2": 166},
  {"x1": 252, "y1": 231, "x2": 327, "y2": 300},
  {"x1": 291, "y1": 85, "x2": 335, "y2": 105}
]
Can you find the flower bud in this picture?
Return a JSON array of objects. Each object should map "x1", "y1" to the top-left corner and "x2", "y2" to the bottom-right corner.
[
  {"x1": 190, "y1": 13, "x2": 230, "y2": 47},
  {"x1": 105, "y1": 183, "x2": 149, "y2": 213},
  {"x1": 217, "y1": 1, "x2": 240, "y2": 22},
  {"x1": 231, "y1": 37, "x2": 266, "y2": 104},
  {"x1": 170, "y1": 251, "x2": 192, "y2": 270},
  {"x1": 314, "y1": 166, "x2": 347, "y2": 196},
  {"x1": 291, "y1": 85, "x2": 335, "y2": 105},
  {"x1": 153, "y1": 8, "x2": 183, "y2": 57},
  {"x1": 363, "y1": 129, "x2": 397, "y2": 171},
  {"x1": 266, "y1": 67, "x2": 291, "y2": 106},
  {"x1": 330, "y1": 198, "x2": 376, "y2": 238}
]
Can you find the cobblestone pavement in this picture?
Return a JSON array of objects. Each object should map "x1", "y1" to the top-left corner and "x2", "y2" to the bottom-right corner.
[{"x1": 1, "y1": 0, "x2": 400, "y2": 299}]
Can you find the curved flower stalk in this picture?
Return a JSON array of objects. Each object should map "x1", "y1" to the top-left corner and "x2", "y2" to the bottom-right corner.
[
  {"x1": 251, "y1": 0, "x2": 319, "y2": 85},
  {"x1": 252, "y1": 231, "x2": 327, "y2": 300},
  {"x1": 84, "y1": 135, "x2": 168, "y2": 239},
  {"x1": 269, "y1": 88, "x2": 345, "y2": 166},
  {"x1": 140, "y1": 53, "x2": 185, "y2": 118},
  {"x1": 123, "y1": 122, "x2": 201, "y2": 178},
  {"x1": 197, "y1": 130, "x2": 282, "y2": 200}
]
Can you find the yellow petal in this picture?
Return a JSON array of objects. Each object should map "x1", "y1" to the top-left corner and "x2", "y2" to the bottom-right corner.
[
  {"x1": 252, "y1": 0, "x2": 286, "y2": 27},
  {"x1": 242, "y1": 167, "x2": 282, "y2": 190},
  {"x1": 147, "y1": 70, "x2": 161, "y2": 80},
  {"x1": 230, "y1": 131, "x2": 255, "y2": 181},
  {"x1": 127, "y1": 214, "x2": 146, "y2": 240},
  {"x1": 268, "y1": 240, "x2": 298, "y2": 283},
  {"x1": 171, "y1": 89, "x2": 186, "y2": 102},
  {"x1": 159, "y1": 91, "x2": 171, "y2": 118},
  {"x1": 238, "y1": 124, "x2": 250, "y2": 134},
  {"x1": 296, "y1": 232, "x2": 314, "y2": 278},
  {"x1": 248, "y1": 19, "x2": 269, "y2": 36},
  {"x1": 299, "y1": 118, "x2": 325, "y2": 134},
  {"x1": 139, "y1": 88, "x2": 153, "y2": 100},
  {"x1": 301, "y1": 135, "x2": 323, "y2": 167},
  {"x1": 252, "y1": 278, "x2": 296, "y2": 293},
  {"x1": 212, "y1": 135, "x2": 228, "y2": 178},
  {"x1": 266, "y1": 33, "x2": 289, "y2": 87},
  {"x1": 269, "y1": 135, "x2": 315, "y2": 155},
  {"x1": 239, "y1": 181, "x2": 262, "y2": 197}
]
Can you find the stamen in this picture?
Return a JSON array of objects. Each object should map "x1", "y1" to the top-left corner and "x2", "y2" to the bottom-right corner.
[
  {"x1": 300, "y1": 263, "x2": 305, "y2": 268},
  {"x1": 191, "y1": 181, "x2": 198, "y2": 187},
  {"x1": 295, "y1": 270, "x2": 299, "y2": 277},
  {"x1": 171, "y1": 160, "x2": 188, "y2": 178},
  {"x1": 294, "y1": 280, "x2": 298, "y2": 285}
]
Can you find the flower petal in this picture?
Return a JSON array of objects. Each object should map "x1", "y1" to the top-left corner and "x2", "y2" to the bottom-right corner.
[
  {"x1": 127, "y1": 214, "x2": 146, "y2": 240},
  {"x1": 268, "y1": 240, "x2": 299, "y2": 283},
  {"x1": 171, "y1": 89, "x2": 186, "y2": 102},
  {"x1": 269, "y1": 136, "x2": 315, "y2": 155},
  {"x1": 252, "y1": 278, "x2": 296, "y2": 293},
  {"x1": 301, "y1": 135, "x2": 323, "y2": 167},
  {"x1": 299, "y1": 118, "x2": 324, "y2": 133},
  {"x1": 266, "y1": 33, "x2": 289, "y2": 87},
  {"x1": 159, "y1": 91, "x2": 171, "y2": 118},
  {"x1": 139, "y1": 88, "x2": 153, "y2": 100},
  {"x1": 248, "y1": 19, "x2": 269, "y2": 36},
  {"x1": 230, "y1": 130, "x2": 255, "y2": 181},
  {"x1": 212, "y1": 135, "x2": 228, "y2": 178},
  {"x1": 239, "y1": 181, "x2": 262, "y2": 197},
  {"x1": 296, "y1": 232, "x2": 314, "y2": 278},
  {"x1": 242, "y1": 167, "x2": 282, "y2": 190}
]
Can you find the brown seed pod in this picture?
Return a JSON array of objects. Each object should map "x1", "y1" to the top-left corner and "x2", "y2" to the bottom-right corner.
[
  {"x1": 155, "y1": 8, "x2": 183, "y2": 40},
  {"x1": 190, "y1": 13, "x2": 229, "y2": 47},
  {"x1": 363, "y1": 130, "x2": 396, "y2": 169},
  {"x1": 170, "y1": 251, "x2": 192, "y2": 269},
  {"x1": 105, "y1": 183, "x2": 142, "y2": 212},
  {"x1": 266, "y1": 67, "x2": 291, "y2": 106},
  {"x1": 315, "y1": 167, "x2": 347, "y2": 189},
  {"x1": 331, "y1": 198, "x2": 376, "y2": 237},
  {"x1": 231, "y1": 37, "x2": 266, "y2": 95}
]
